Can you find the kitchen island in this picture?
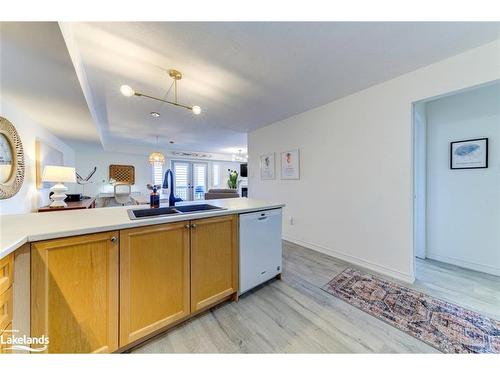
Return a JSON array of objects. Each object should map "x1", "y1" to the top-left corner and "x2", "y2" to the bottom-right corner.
[
  {"x1": 0, "y1": 198, "x2": 284, "y2": 259},
  {"x1": 0, "y1": 198, "x2": 284, "y2": 353}
]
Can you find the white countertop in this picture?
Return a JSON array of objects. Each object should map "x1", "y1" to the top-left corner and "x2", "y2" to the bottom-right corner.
[{"x1": 0, "y1": 198, "x2": 284, "y2": 259}]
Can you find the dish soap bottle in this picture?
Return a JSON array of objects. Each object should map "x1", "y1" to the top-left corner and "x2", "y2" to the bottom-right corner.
[{"x1": 150, "y1": 186, "x2": 160, "y2": 208}]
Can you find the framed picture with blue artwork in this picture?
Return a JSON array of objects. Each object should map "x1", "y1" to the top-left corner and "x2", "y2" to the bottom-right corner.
[{"x1": 450, "y1": 138, "x2": 488, "y2": 169}]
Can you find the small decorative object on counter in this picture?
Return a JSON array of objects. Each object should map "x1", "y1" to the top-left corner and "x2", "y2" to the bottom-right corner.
[
  {"x1": 146, "y1": 183, "x2": 161, "y2": 191},
  {"x1": 227, "y1": 169, "x2": 238, "y2": 189},
  {"x1": 150, "y1": 185, "x2": 160, "y2": 208}
]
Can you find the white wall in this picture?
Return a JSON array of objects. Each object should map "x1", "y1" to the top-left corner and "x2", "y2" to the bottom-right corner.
[
  {"x1": 69, "y1": 141, "x2": 155, "y2": 198},
  {"x1": 248, "y1": 40, "x2": 500, "y2": 283},
  {"x1": 426, "y1": 83, "x2": 500, "y2": 276},
  {"x1": 0, "y1": 99, "x2": 76, "y2": 215}
]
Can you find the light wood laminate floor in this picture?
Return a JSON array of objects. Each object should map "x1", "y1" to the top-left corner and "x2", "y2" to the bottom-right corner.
[{"x1": 133, "y1": 241, "x2": 500, "y2": 353}]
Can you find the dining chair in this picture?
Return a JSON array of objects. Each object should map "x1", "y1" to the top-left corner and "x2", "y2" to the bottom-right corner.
[{"x1": 114, "y1": 183, "x2": 132, "y2": 206}]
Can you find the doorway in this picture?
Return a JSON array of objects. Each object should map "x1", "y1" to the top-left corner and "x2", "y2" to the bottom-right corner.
[
  {"x1": 413, "y1": 81, "x2": 500, "y2": 277},
  {"x1": 172, "y1": 160, "x2": 208, "y2": 201}
]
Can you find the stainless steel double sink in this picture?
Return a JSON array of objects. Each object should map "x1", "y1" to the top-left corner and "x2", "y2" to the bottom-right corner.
[{"x1": 127, "y1": 204, "x2": 226, "y2": 220}]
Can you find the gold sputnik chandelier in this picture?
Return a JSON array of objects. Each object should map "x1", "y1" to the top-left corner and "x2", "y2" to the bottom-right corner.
[{"x1": 120, "y1": 69, "x2": 201, "y2": 115}]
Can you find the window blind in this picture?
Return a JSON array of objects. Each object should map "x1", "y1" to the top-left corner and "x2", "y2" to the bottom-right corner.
[
  {"x1": 152, "y1": 162, "x2": 163, "y2": 186},
  {"x1": 174, "y1": 162, "x2": 189, "y2": 200}
]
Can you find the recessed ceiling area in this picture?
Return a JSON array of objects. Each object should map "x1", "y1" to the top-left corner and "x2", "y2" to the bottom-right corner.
[
  {"x1": 60, "y1": 22, "x2": 500, "y2": 154},
  {"x1": 0, "y1": 22, "x2": 99, "y2": 142},
  {"x1": 2, "y1": 22, "x2": 500, "y2": 155}
]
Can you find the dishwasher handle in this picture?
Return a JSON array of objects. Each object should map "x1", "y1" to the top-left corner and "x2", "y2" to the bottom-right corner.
[{"x1": 239, "y1": 208, "x2": 282, "y2": 223}]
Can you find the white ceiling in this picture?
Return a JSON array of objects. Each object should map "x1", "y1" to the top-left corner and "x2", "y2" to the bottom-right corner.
[
  {"x1": 2, "y1": 22, "x2": 500, "y2": 155},
  {"x1": 0, "y1": 22, "x2": 99, "y2": 142}
]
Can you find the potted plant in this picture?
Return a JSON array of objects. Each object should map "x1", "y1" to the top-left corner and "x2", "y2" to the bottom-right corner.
[{"x1": 227, "y1": 169, "x2": 238, "y2": 189}]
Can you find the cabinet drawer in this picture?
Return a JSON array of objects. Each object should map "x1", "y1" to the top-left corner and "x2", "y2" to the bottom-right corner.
[
  {"x1": 0, "y1": 286, "x2": 13, "y2": 333},
  {"x1": 0, "y1": 323, "x2": 12, "y2": 354},
  {"x1": 0, "y1": 254, "x2": 14, "y2": 295}
]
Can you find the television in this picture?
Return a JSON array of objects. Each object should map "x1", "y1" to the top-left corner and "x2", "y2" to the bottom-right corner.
[{"x1": 240, "y1": 163, "x2": 248, "y2": 177}]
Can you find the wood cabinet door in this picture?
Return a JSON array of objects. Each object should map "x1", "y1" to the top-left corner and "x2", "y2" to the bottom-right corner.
[
  {"x1": 119, "y1": 222, "x2": 190, "y2": 346},
  {"x1": 31, "y1": 232, "x2": 119, "y2": 353},
  {"x1": 190, "y1": 215, "x2": 238, "y2": 312},
  {"x1": 0, "y1": 323, "x2": 12, "y2": 354},
  {"x1": 0, "y1": 253, "x2": 14, "y2": 295}
]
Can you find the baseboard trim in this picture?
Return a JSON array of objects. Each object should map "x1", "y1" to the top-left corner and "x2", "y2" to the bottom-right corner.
[
  {"x1": 283, "y1": 236, "x2": 415, "y2": 284},
  {"x1": 426, "y1": 252, "x2": 500, "y2": 277}
]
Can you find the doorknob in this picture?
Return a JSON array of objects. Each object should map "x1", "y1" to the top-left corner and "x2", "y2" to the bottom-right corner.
[
  {"x1": 191, "y1": 223, "x2": 197, "y2": 229},
  {"x1": 110, "y1": 236, "x2": 117, "y2": 243},
  {"x1": 184, "y1": 224, "x2": 190, "y2": 229}
]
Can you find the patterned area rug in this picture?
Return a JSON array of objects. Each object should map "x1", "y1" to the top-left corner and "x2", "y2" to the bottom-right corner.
[{"x1": 322, "y1": 268, "x2": 500, "y2": 353}]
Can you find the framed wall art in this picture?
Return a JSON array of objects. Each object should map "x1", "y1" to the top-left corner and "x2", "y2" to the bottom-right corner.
[
  {"x1": 281, "y1": 149, "x2": 300, "y2": 180},
  {"x1": 109, "y1": 164, "x2": 135, "y2": 184},
  {"x1": 450, "y1": 138, "x2": 488, "y2": 170},
  {"x1": 260, "y1": 153, "x2": 275, "y2": 180}
]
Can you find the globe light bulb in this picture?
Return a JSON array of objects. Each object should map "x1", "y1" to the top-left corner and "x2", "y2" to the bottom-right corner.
[
  {"x1": 120, "y1": 85, "x2": 135, "y2": 97},
  {"x1": 192, "y1": 105, "x2": 201, "y2": 115}
]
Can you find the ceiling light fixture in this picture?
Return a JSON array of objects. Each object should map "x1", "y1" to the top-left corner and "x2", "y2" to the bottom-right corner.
[
  {"x1": 120, "y1": 85, "x2": 135, "y2": 97},
  {"x1": 191, "y1": 105, "x2": 201, "y2": 115},
  {"x1": 120, "y1": 69, "x2": 201, "y2": 115},
  {"x1": 233, "y1": 149, "x2": 246, "y2": 162},
  {"x1": 150, "y1": 111, "x2": 160, "y2": 118},
  {"x1": 149, "y1": 136, "x2": 166, "y2": 165}
]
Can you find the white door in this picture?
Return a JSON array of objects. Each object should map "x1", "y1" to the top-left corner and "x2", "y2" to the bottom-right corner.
[
  {"x1": 192, "y1": 162, "x2": 208, "y2": 201},
  {"x1": 172, "y1": 161, "x2": 208, "y2": 201}
]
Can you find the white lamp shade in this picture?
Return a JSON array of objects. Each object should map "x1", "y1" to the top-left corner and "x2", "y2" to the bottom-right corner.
[{"x1": 42, "y1": 166, "x2": 76, "y2": 183}]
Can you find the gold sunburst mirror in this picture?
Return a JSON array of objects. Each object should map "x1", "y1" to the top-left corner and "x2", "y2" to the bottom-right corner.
[{"x1": 0, "y1": 116, "x2": 25, "y2": 199}]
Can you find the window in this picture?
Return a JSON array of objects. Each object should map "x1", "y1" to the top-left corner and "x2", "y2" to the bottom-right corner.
[
  {"x1": 193, "y1": 163, "x2": 207, "y2": 200},
  {"x1": 152, "y1": 162, "x2": 163, "y2": 186},
  {"x1": 173, "y1": 161, "x2": 189, "y2": 200},
  {"x1": 212, "y1": 164, "x2": 220, "y2": 187}
]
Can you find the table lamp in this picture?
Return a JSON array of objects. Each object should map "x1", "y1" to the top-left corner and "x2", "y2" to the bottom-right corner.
[{"x1": 42, "y1": 166, "x2": 76, "y2": 207}]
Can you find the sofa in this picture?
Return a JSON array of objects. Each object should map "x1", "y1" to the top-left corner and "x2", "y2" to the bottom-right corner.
[{"x1": 204, "y1": 188, "x2": 239, "y2": 200}]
